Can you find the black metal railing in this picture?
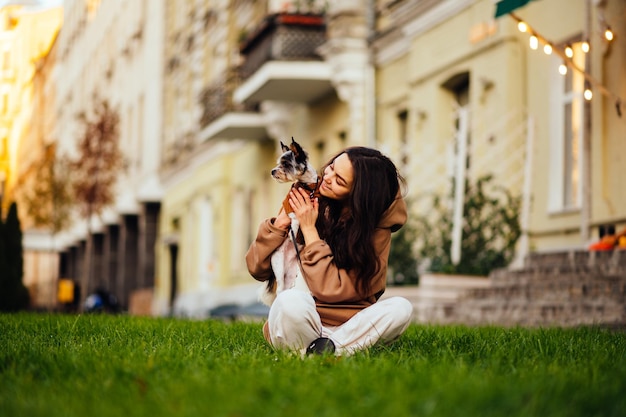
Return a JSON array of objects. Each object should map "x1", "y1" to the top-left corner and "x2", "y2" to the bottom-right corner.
[
  {"x1": 198, "y1": 66, "x2": 256, "y2": 128},
  {"x1": 239, "y1": 13, "x2": 326, "y2": 80}
]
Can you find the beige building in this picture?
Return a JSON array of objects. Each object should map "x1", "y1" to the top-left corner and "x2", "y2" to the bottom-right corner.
[
  {"x1": 9, "y1": 0, "x2": 624, "y2": 316},
  {"x1": 156, "y1": 0, "x2": 626, "y2": 317},
  {"x1": 155, "y1": 0, "x2": 372, "y2": 316},
  {"x1": 50, "y1": 0, "x2": 165, "y2": 311},
  {"x1": 374, "y1": 0, "x2": 626, "y2": 255}
]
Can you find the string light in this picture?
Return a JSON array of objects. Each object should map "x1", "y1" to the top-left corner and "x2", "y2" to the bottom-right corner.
[
  {"x1": 581, "y1": 40, "x2": 590, "y2": 53},
  {"x1": 543, "y1": 44, "x2": 552, "y2": 55},
  {"x1": 507, "y1": 12, "x2": 623, "y2": 117}
]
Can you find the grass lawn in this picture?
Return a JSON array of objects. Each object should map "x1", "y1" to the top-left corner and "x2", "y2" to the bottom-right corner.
[{"x1": 1, "y1": 313, "x2": 625, "y2": 417}]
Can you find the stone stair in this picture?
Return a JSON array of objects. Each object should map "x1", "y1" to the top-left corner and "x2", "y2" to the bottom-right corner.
[
  {"x1": 382, "y1": 274, "x2": 490, "y2": 324},
  {"x1": 451, "y1": 249, "x2": 626, "y2": 327}
]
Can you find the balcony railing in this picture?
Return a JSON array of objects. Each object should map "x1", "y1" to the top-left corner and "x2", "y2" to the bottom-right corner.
[
  {"x1": 239, "y1": 13, "x2": 326, "y2": 80},
  {"x1": 198, "y1": 66, "x2": 256, "y2": 128}
]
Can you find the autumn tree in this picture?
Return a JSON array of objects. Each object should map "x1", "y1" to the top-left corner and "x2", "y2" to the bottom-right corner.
[
  {"x1": 70, "y1": 98, "x2": 124, "y2": 302},
  {"x1": 19, "y1": 143, "x2": 72, "y2": 234}
]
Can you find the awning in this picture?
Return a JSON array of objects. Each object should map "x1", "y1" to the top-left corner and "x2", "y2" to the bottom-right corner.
[{"x1": 494, "y1": 0, "x2": 534, "y2": 18}]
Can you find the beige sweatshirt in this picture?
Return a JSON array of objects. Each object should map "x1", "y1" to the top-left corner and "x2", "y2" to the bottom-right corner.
[{"x1": 245, "y1": 195, "x2": 408, "y2": 326}]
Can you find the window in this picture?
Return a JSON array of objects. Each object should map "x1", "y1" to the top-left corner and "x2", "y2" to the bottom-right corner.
[
  {"x1": 1, "y1": 49, "x2": 9, "y2": 71},
  {"x1": 443, "y1": 72, "x2": 471, "y2": 175},
  {"x1": 0, "y1": 93, "x2": 8, "y2": 115},
  {"x1": 86, "y1": 0, "x2": 102, "y2": 20},
  {"x1": 549, "y1": 41, "x2": 586, "y2": 212},
  {"x1": 442, "y1": 72, "x2": 471, "y2": 266},
  {"x1": 196, "y1": 197, "x2": 215, "y2": 290},
  {"x1": 397, "y1": 110, "x2": 408, "y2": 173},
  {"x1": 230, "y1": 189, "x2": 250, "y2": 273}
]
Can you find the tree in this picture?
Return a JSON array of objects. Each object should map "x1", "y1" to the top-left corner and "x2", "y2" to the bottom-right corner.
[
  {"x1": 0, "y1": 202, "x2": 29, "y2": 311},
  {"x1": 70, "y1": 98, "x2": 124, "y2": 302},
  {"x1": 19, "y1": 143, "x2": 72, "y2": 233},
  {"x1": 72, "y1": 98, "x2": 123, "y2": 221}
]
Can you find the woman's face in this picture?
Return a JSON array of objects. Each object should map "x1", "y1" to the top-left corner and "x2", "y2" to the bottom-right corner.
[{"x1": 319, "y1": 153, "x2": 353, "y2": 201}]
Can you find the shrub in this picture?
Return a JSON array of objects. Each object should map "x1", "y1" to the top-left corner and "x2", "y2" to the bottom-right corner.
[
  {"x1": 389, "y1": 212, "x2": 419, "y2": 285},
  {"x1": 0, "y1": 202, "x2": 29, "y2": 311},
  {"x1": 415, "y1": 175, "x2": 521, "y2": 276}
]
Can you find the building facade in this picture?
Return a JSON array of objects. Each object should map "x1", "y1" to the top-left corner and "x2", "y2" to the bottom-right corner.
[
  {"x1": 52, "y1": 0, "x2": 165, "y2": 311},
  {"x1": 374, "y1": 0, "x2": 625, "y2": 257},
  {"x1": 9, "y1": 0, "x2": 625, "y2": 317},
  {"x1": 154, "y1": 0, "x2": 363, "y2": 316}
]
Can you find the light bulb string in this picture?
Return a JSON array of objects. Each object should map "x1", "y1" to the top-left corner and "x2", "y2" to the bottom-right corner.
[{"x1": 509, "y1": 12, "x2": 623, "y2": 116}]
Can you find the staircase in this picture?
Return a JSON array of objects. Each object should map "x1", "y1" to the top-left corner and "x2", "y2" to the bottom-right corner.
[
  {"x1": 382, "y1": 274, "x2": 490, "y2": 324},
  {"x1": 451, "y1": 250, "x2": 626, "y2": 327}
]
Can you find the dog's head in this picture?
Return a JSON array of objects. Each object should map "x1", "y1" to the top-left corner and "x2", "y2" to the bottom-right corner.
[{"x1": 271, "y1": 138, "x2": 309, "y2": 183}]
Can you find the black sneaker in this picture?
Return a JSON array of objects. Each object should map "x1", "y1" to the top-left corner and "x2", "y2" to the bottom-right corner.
[{"x1": 306, "y1": 337, "x2": 335, "y2": 355}]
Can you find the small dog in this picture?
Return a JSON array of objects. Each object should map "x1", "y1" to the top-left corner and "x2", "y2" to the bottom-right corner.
[{"x1": 259, "y1": 138, "x2": 320, "y2": 306}]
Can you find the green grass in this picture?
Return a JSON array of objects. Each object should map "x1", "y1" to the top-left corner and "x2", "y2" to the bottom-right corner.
[{"x1": 1, "y1": 314, "x2": 625, "y2": 417}]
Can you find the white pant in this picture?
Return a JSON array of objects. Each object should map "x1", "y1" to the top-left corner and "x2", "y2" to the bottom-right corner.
[{"x1": 267, "y1": 289, "x2": 413, "y2": 356}]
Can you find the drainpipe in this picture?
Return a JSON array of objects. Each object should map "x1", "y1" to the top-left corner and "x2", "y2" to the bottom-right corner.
[
  {"x1": 581, "y1": 0, "x2": 592, "y2": 242},
  {"x1": 366, "y1": 0, "x2": 376, "y2": 148}
]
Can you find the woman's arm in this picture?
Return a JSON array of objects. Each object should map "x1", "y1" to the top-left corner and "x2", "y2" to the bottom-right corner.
[{"x1": 245, "y1": 215, "x2": 289, "y2": 282}]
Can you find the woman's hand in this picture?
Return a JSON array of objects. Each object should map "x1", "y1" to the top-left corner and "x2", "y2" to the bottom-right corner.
[{"x1": 289, "y1": 187, "x2": 321, "y2": 245}]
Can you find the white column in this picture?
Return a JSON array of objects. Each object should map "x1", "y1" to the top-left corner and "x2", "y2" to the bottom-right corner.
[
  {"x1": 451, "y1": 107, "x2": 469, "y2": 265},
  {"x1": 512, "y1": 115, "x2": 534, "y2": 269},
  {"x1": 319, "y1": 37, "x2": 369, "y2": 146},
  {"x1": 197, "y1": 197, "x2": 215, "y2": 291}
]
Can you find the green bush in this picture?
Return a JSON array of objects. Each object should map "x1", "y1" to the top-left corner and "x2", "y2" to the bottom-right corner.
[
  {"x1": 389, "y1": 214, "x2": 419, "y2": 285},
  {"x1": 416, "y1": 175, "x2": 521, "y2": 276}
]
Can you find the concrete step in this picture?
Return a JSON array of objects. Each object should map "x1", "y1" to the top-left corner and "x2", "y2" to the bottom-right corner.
[
  {"x1": 454, "y1": 299, "x2": 626, "y2": 327},
  {"x1": 524, "y1": 249, "x2": 626, "y2": 269},
  {"x1": 384, "y1": 249, "x2": 626, "y2": 326},
  {"x1": 490, "y1": 267, "x2": 626, "y2": 286},
  {"x1": 465, "y1": 280, "x2": 625, "y2": 303},
  {"x1": 383, "y1": 274, "x2": 490, "y2": 324}
]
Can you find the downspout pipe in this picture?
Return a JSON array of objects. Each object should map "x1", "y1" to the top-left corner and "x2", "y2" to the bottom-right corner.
[
  {"x1": 366, "y1": 0, "x2": 376, "y2": 148},
  {"x1": 581, "y1": 0, "x2": 592, "y2": 242}
]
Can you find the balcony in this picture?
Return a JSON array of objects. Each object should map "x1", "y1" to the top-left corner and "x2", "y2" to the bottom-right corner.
[
  {"x1": 234, "y1": 13, "x2": 333, "y2": 105},
  {"x1": 197, "y1": 66, "x2": 266, "y2": 142}
]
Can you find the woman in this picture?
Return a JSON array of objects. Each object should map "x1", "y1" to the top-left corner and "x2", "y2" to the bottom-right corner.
[{"x1": 245, "y1": 147, "x2": 413, "y2": 356}]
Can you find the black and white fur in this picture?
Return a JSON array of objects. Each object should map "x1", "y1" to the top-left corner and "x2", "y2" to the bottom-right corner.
[{"x1": 259, "y1": 138, "x2": 318, "y2": 306}]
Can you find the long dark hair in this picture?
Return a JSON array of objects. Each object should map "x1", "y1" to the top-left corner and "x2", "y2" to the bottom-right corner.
[{"x1": 315, "y1": 147, "x2": 403, "y2": 296}]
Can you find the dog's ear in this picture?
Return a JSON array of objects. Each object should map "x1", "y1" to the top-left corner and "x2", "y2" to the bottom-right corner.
[
  {"x1": 290, "y1": 138, "x2": 307, "y2": 164},
  {"x1": 280, "y1": 141, "x2": 290, "y2": 153}
]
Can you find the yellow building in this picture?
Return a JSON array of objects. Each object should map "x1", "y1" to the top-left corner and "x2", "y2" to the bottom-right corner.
[
  {"x1": 155, "y1": 0, "x2": 362, "y2": 316},
  {"x1": 0, "y1": 3, "x2": 62, "y2": 308},
  {"x1": 11, "y1": 0, "x2": 620, "y2": 317},
  {"x1": 374, "y1": 0, "x2": 626, "y2": 258},
  {"x1": 0, "y1": 3, "x2": 61, "y2": 213}
]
